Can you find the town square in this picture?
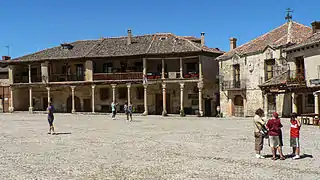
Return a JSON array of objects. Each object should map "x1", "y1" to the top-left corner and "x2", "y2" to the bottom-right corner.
[{"x1": 0, "y1": 113, "x2": 319, "y2": 179}]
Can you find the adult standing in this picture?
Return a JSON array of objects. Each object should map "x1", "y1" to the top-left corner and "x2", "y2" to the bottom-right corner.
[
  {"x1": 47, "y1": 102, "x2": 55, "y2": 135},
  {"x1": 111, "y1": 102, "x2": 118, "y2": 120},
  {"x1": 253, "y1": 108, "x2": 266, "y2": 159},
  {"x1": 266, "y1": 112, "x2": 285, "y2": 160}
]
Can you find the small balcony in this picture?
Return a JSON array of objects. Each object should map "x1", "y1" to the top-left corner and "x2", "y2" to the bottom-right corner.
[
  {"x1": 93, "y1": 72, "x2": 143, "y2": 81},
  {"x1": 286, "y1": 71, "x2": 306, "y2": 86},
  {"x1": 222, "y1": 79, "x2": 247, "y2": 90},
  {"x1": 49, "y1": 74, "x2": 84, "y2": 82}
]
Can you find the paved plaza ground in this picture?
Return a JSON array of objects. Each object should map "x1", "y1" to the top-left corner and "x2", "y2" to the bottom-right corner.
[{"x1": 0, "y1": 113, "x2": 319, "y2": 180}]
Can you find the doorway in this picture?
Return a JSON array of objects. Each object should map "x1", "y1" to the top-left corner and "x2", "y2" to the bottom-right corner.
[
  {"x1": 234, "y1": 95, "x2": 244, "y2": 117},
  {"x1": 155, "y1": 93, "x2": 170, "y2": 115},
  {"x1": 205, "y1": 99, "x2": 212, "y2": 116},
  {"x1": 296, "y1": 94, "x2": 303, "y2": 115},
  {"x1": 83, "y1": 99, "x2": 91, "y2": 112},
  {"x1": 66, "y1": 96, "x2": 81, "y2": 112}
]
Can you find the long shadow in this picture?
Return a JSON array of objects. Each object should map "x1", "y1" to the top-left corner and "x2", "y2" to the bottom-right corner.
[
  {"x1": 47, "y1": 132, "x2": 72, "y2": 135},
  {"x1": 264, "y1": 154, "x2": 313, "y2": 159}
]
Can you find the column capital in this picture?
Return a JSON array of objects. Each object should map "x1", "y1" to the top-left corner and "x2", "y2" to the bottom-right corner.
[
  {"x1": 126, "y1": 83, "x2": 131, "y2": 88},
  {"x1": 71, "y1": 86, "x2": 76, "y2": 91},
  {"x1": 91, "y1": 84, "x2": 96, "y2": 89},
  {"x1": 180, "y1": 83, "x2": 185, "y2": 89},
  {"x1": 143, "y1": 84, "x2": 148, "y2": 88},
  {"x1": 46, "y1": 87, "x2": 50, "y2": 91},
  {"x1": 162, "y1": 83, "x2": 166, "y2": 89},
  {"x1": 197, "y1": 81, "x2": 204, "y2": 89},
  {"x1": 111, "y1": 84, "x2": 117, "y2": 89},
  {"x1": 314, "y1": 92, "x2": 318, "y2": 96}
]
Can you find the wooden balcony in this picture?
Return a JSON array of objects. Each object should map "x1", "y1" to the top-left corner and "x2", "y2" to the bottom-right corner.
[
  {"x1": 286, "y1": 71, "x2": 306, "y2": 86},
  {"x1": 93, "y1": 72, "x2": 143, "y2": 81},
  {"x1": 49, "y1": 74, "x2": 84, "y2": 82},
  {"x1": 222, "y1": 79, "x2": 247, "y2": 90},
  {"x1": 146, "y1": 72, "x2": 198, "y2": 80}
]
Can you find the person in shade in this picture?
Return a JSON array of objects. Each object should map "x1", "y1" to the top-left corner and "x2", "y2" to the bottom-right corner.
[
  {"x1": 47, "y1": 102, "x2": 55, "y2": 135},
  {"x1": 289, "y1": 113, "x2": 301, "y2": 160},
  {"x1": 253, "y1": 108, "x2": 266, "y2": 159},
  {"x1": 111, "y1": 102, "x2": 118, "y2": 120},
  {"x1": 266, "y1": 112, "x2": 285, "y2": 160}
]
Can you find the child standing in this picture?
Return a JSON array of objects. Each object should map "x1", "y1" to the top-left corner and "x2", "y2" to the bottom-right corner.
[{"x1": 290, "y1": 113, "x2": 301, "y2": 160}]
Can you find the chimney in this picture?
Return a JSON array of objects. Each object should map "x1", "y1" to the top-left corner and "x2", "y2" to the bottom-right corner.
[
  {"x1": 229, "y1": 37, "x2": 237, "y2": 50},
  {"x1": 200, "y1": 32, "x2": 205, "y2": 47},
  {"x1": 127, "y1": 29, "x2": 132, "y2": 45},
  {"x1": 2, "y1": 56, "x2": 11, "y2": 60},
  {"x1": 311, "y1": 21, "x2": 320, "y2": 34}
]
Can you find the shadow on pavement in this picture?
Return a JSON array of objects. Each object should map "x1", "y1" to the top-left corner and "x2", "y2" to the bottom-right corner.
[{"x1": 48, "y1": 132, "x2": 72, "y2": 135}]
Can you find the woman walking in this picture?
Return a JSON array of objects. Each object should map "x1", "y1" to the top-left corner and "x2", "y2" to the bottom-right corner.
[
  {"x1": 47, "y1": 102, "x2": 55, "y2": 135},
  {"x1": 253, "y1": 108, "x2": 266, "y2": 159}
]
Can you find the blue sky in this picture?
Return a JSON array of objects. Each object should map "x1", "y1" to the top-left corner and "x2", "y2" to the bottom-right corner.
[{"x1": 0, "y1": 0, "x2": 319, "y2": 58}]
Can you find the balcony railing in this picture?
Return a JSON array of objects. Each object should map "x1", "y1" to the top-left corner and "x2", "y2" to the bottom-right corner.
[
  {"x1": 49, "y1": 74, "x2": 84, "y2": 82},
  {"x1": 146, "y1": 72, "x2": 198, "y2": 80},
  {"x1": 93, "y1": 72, "x2": 143, "y2": 81},
  {"x1": 286, "y1": 71, "x2": 306, "y2": 85},
  {"x1": 222, "y1": 79, "x2": 247, "y2": 90},
  {"x1": 14, "y1": 76, "x2": 28, "y2": 83}
]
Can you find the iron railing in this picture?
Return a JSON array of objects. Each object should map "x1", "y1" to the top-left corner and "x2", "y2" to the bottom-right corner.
[
  {"x1": 49, "y1": 74, "x2": 84, "y2": 82},
  {"x1": 93, "y1": 72, "x2": 143, "y2": 81},
  {"x1": 222, "y1": 79, "x2": 247, "y2": 90}
]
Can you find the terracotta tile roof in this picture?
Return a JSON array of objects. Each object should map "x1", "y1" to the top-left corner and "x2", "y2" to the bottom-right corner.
[
  {"x1": 217, "y1": 21, "x2": 312, "y2": 60},
  {"x1": 11, "y1": 33, "x2": 223, "y2": 62},
  {"x1": 259, "y1": 71, "x2": 288, "y2": 87},
  {"x1": 285, "y1": 32, "x2": 320, "y2": 51}
]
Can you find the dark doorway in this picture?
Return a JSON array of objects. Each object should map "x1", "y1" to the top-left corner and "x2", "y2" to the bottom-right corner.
[
  {"x1": 205, "y1": 99, "x2": 212, "y2": 116},
  {"x1": 234, "y1": 95, "x2": 244, "y2": 117},
  {"x1": 43, "y1": 97, "x2": 48, "y2": 110},
  {"x1": 0, "y1": 86, "x2": 9, "y2": 112},
  {"x1": 66, "y1": 96, "x2": 81, "y2": 112},
  {"x1": 83, "y1": 99, "x2": 91, "y2": 112},
  {"x1": 297, "y1": 94, "x2": 303, "y2": 115},
  {"x1": 267, "y1": 94, "x2": 276, "y2": 116},
  {"x1": 155, "y1": 93, "x2": 170, "y2": 115}
]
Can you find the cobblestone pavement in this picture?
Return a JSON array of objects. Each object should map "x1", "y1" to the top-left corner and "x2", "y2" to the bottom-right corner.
[{"x1": 0, "y1": 113, "x2": 319, "y2": 180}]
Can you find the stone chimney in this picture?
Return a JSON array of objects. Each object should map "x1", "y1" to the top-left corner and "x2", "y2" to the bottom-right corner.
[
  {"x1": 127, "y1": 29, "x2": 132, "y2": 45},
  {"x1": 2, "y1": 56, "x2": 11, "y2": 60},
  {"x1": 201, "y1": 32, "x2": 205, "y2": 47},
  {"x1": 229, "y1": 38, "x2": 237, "y2": 50},
  {"x1": 311, "y1": 21, "x2": 320, "y2": 34}
]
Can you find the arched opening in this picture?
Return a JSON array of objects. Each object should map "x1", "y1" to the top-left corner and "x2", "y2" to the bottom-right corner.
[
  {"x1": 66, "y1": 96, "x2": 81, "y2": 113},
  {"x1": 234, "y1": 95, "x2": 244, "y2": 117}
]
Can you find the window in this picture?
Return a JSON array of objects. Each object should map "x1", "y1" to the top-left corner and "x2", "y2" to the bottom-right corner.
[
  {"x1": 135, "y1": 61, "x2": 143, "y2": 72},
  {"x1": 120, "y1": 61, "x2": 127, "y2": 72},
  {"x1": 186, "y1": 63, "x2": 197, "y2": 73},
  {"x1": 100, "y1": 88, "x2": 109, "y2": 100},
  {"x1": 295, "y1": 57, "x2": 305, "y2": 80},
  {"x1": 76, "y1": 64, "x2": 83, "y2": 77},
  {"x1": 136, "y1": 87, "x2": 144, "y2": 99},
  {"x1": 119, "y1": 88, "x2": 127, "y2": 99},
  {"x1": 265, "y1": 59, "x2": 275, "y2": 81},
  {"x1": 103, "y1": 63, "x2": 113, "y2": 73}
]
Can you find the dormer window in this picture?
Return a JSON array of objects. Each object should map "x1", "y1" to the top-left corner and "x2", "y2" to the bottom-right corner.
[
  {"x1": 159, "y1": 36, "x2": 168, "y2": 41},
  {"x1": 61, "y1": 43, "x2": 73, "y2": 50}
]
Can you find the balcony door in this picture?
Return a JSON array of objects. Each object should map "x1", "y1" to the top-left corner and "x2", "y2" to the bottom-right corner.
[
  {"x1": 76, "y1": 64, "x2": 84, "y2": 80},
  {"x1": 233, "y1": 64, "x2": 240, "y2": 88},
  {"x1": 295, "y1": 57, "x2": 305, "y2": 81},
  {"x1": 265, "y1": 59, "x2": 275, "y2": 81}
]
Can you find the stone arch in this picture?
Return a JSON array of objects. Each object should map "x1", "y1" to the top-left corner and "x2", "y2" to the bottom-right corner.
[{"x1": 66, "y1": 96, "x2": 81, "y2": 113}]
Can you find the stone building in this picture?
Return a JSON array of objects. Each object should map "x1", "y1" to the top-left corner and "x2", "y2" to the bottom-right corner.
[
  {"x1": 0, "y1": 56, "x2": 10, "y2": 112},
  {"x1": 262, "y1": 21, "x2": 320, "y2": 116},
  {"x1": 2, "y1": 30, "x2": 223, "y2": 116},
  {"x1": 217, "y1": 20, "x2": 312, "y2": 117}
]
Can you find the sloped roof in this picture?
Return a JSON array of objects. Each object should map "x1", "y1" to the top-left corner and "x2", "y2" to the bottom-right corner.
[
  {"x1": 11, "y1": 33, "x2": 223, "y2": 62},
  {"x1": 259, "y1": 71, "x2": 288, "y2": 87},
  {"x1": 217, "y1": 21, "x2": 312, "y2": 60},
  {"x1": 286, "y1": 32, "x2": 320, "y2": 51}
]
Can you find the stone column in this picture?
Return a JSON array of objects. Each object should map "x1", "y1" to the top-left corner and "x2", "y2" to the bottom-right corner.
[
  {"x1": 85, "y1": 60, "x2": 93, "y2": 81},
  {"x1": 161, "y1": 59, "x2": 165, "y2": 79},
  {"x1": 162, "y1": 83, "x2": 167, "y2": 116},
  {"x1": 29, "y1": 87, "x2": 33, "y2": 113},
  {"x1": 198, "y1": 82, "x2": 204, "y2": 116},
  {"x1": 91, "y1": 85, "x2": 95, "y2": 113},
  {"x1": 228, "y1": 98, "x2": 233, "y2": 117},
  {"x1": 46, "y1": 87, "x2": 51, "y2": 104},
  {"x1": 243, "y1": 97, "x2": 247, "y2": 117},
  {"x1": 41, "y1": 61, "x2": 49, "y2": 83},
  {"x1": 28, "y1": 64, "x2": 32, "y2": 83},
  {"x1": 180, "y1": 83, "x2": 184, "y2": 114},
  {"x1": 180, "y1": 57, "x2": 183, "y2": 79},
  {"x1": 199, "y1": 56, "x2": 203, "y2": 80},
  {"x1": 314, "y1": 92, "x2": 319, "y2": 117},
  {"x1": 111, "y1": 84, "x2": 117, "y2": 103},
  {"x1": 292, "y1": 92, "x2": 297, "y2": 113},
  {"x1": 9, "y1": 86, "x2": 14, "y2": 112},
  {"x1": 143, "y1": 84, "x2": 148, "y2": 115},
  {"x1": 8, "y1": 65, "x2": 14, "y2": 84},
  {"x1": 71, "y1": 86, "x2": 76, "y2": 113},
  {"x1": 127, "y1": 83, "x2": 131, "y2": 104},
  {"x1": 264, "y1": 93, "x2": 268, "y2": 117},
  {"x1": 143, "y1": 58, "x2": 147, "y2": 75}
]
